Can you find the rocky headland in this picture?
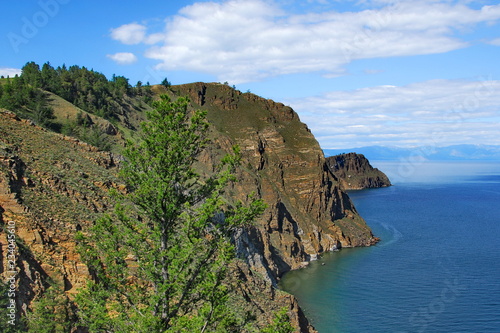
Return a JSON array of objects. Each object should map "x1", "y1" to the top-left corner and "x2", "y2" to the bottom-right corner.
[
  {"x1": 0, "y1": 81, "x2": 379, "y2": 332},
  {"x1": 326, "y1": 152, "x2": 392, "y2": 190}
]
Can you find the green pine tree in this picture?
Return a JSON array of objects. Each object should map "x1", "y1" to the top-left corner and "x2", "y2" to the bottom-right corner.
[
  {"x1": 261, "y1": 307, "x2": 295, "y2": 333},
  {"x1": 75, "y1": 95, "x2": 265, "y2": 332},
  {"x1": 26, "y1": 285, "x2": 74, "y2": 333}
]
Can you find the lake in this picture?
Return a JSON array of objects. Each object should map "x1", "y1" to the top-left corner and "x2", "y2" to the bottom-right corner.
[{"x1": 280, "y1": 161, "x2": 500, "y2": 332}]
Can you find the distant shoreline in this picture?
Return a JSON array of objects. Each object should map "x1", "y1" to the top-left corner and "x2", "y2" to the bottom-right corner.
[{"x1": 323, "y1": 144, "x2": 500, "y2": 161}]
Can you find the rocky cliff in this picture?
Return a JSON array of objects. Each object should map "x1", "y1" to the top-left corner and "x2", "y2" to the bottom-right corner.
[
  {"x1": 0, "y1": 83, "x2": 378, "y2": 332},
  {"x1": 326, "y1": 152, "x2": 391, "y2": 190},
  {"x1": 0, "y1": 109, "x2": 120, "y2": 326},
  {"x1": 174, "y1": 83, "x2": 378, "y2": 330}
]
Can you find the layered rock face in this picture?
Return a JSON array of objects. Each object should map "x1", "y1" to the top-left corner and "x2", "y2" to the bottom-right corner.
[
  {"x1": 0, "y1": 85, "x2": 378, "y2": 332},
  {"x1": 326, "y1": 152, "x2": 392, "y2": 190},
  {"x1": 0, "y1": 110, "x2": 119, "y2": 319},
  {"x1": 175, "y1": 84, "x2": 377, "y2": 278}
]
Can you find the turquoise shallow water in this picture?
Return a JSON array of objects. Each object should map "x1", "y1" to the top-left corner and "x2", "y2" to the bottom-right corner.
[{"x1": 280, "y1": 161, "x2": 500, "y2": 333}]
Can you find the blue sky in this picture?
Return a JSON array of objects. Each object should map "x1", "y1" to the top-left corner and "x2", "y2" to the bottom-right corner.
[{"x1": 1, "y1": 0, "x2": 500, "y2": 149}]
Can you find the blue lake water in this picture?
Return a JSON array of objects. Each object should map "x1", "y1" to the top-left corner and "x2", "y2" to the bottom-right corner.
[{"x1": 280, "y1": 161, "x2": 500, "y2": 333}]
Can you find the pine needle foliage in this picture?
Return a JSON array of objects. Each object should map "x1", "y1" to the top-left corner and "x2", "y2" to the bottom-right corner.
[{"x1": 75, "y1": 95, "x2": 265, "y2": 332}]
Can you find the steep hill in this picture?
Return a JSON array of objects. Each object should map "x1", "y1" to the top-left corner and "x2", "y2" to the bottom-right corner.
[
  {"x1": 326, "y1": 153, "x2": 392, "y2": 190},
  {"x1": 0, "y1": 109, "x2": 120, "y2": 328},
  {"x1": 0, "y1": 79, "x2": 378, "y2": 331}
]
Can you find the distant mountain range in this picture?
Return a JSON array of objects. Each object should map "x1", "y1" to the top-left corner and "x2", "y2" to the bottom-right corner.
[{"x1": 323, "y1": 144, "x2": 500, "y2": 161}]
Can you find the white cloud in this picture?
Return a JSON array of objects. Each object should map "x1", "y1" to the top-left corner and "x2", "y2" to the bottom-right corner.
[
  {"x1": 110, "y1": 23, "x2": 147, "y2": 45},
  {"x1": 364, "y1": 69, "x2": 384, "y2": 75},
  {"x1": 488, "y1": 37, "x2": 500, "y2": 46},
  {"x1": 0, "y1": 67, "x2": 21, "y2": 77},
  {"x1": 110, "y1": 0, "x2": 500, "y2": 83},
  {"x1": 287, "y1": 78, "x2": 500, "y2": 148},
  {"x1": 107, "y1": 52, "x2": 138, "y2": 65}
]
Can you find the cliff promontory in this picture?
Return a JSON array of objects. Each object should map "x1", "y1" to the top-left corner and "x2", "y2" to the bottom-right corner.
[
  {"x1": 326, "y1": 152, "x2": 391, "y2": 190},
  {"x1": 0, "y1": 77, "x2": 378, "y2": 331}
]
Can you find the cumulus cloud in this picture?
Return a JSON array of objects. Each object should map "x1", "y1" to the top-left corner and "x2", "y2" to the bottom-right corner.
[
  {"x1": 110, "y1": 0, "x2": 500, "y2": 83},
  {"x1": 110, "y1": 23, "x2": 147, "y2": 45},
  {"x1": 287, "y1": 78, "x2": 500, "y2": 148},
  {"x1": 107, "y1": 52, "x2": 138, "y2": 65},
  {"x1": 0, "y1": 67, "x2": 21, "y2": 77}
]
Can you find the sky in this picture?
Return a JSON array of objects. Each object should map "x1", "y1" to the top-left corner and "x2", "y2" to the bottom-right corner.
[{"x1": 1, "y1": 0, "x2": 500, "y2": 149}]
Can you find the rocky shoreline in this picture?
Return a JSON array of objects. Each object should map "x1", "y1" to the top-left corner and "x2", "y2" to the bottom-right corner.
[{"x1": 0, "y1": 84, "x2": 384, "y2": 331}]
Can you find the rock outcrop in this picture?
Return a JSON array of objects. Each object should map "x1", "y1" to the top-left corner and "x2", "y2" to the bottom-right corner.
[
  {"x1": 176, "y1": 84, "x2": 378, "y2": 273},
  {"x1": 326, "y1": 152, "x2": 391, "y2": 190},
  {"x1": 0, "y1": 109, "x2": 119, "y2": 322},
  {"x1": 0, "y1": 84, "x2": 379, "y2": 332}
]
